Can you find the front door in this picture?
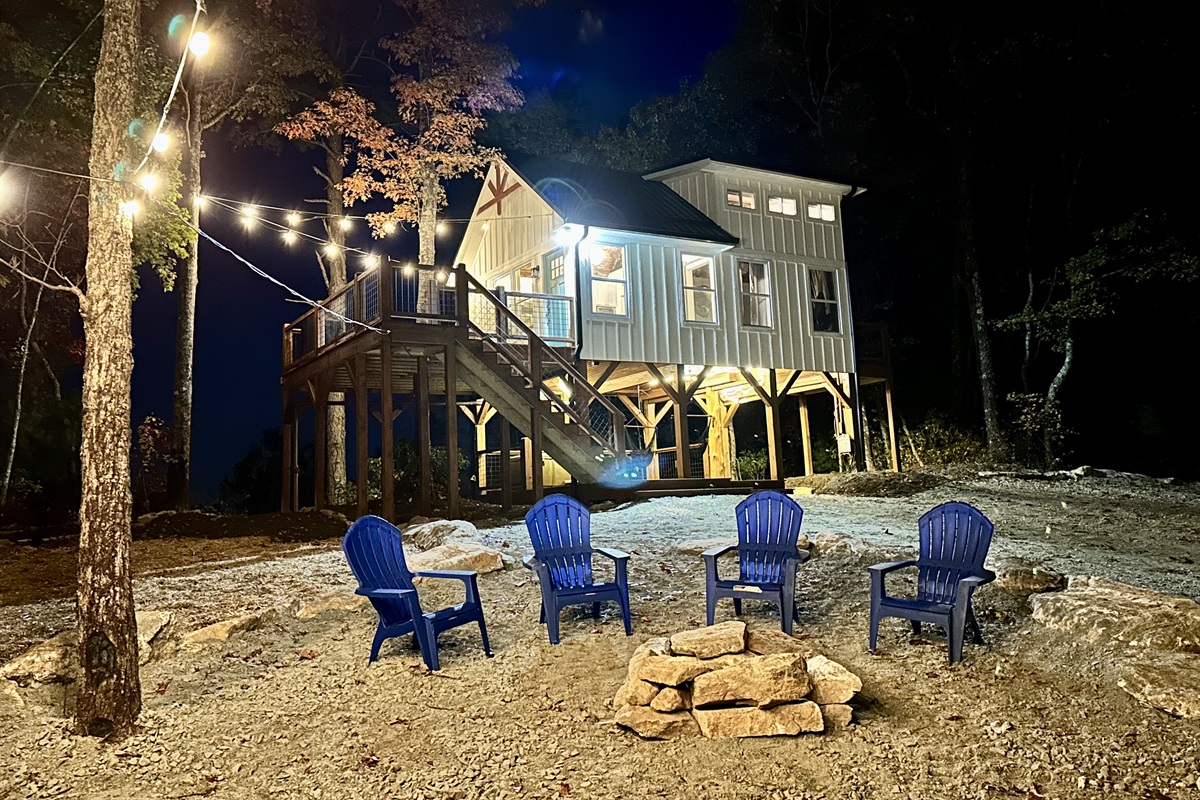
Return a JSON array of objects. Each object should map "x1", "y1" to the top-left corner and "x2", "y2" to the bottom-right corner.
[{"x1": 542, "y1": 249, "x2": 569, "y2": 341}]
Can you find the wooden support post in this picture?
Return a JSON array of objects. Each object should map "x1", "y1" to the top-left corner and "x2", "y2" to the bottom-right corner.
[
  {"x1": 313, "y1": 384, "x2": 328, "y2": 510},
  {"x1": 529, "y1": 342, "x2": 545, "y2": 501},
  {"x1": 885, "y1": 381, "x2": 900, "y2": 472},
  {"x1": 379, "y1": 255, "x2": 394, "y2": 318},
  {"x1": 445, "y1": 343, "x2": 460, "y2": 519},
  {"x1": 354, "y1": 354, "x2": 369, "y2": 519},
  {"x1": 416, "y1": 355, "x2": 432, "y2": 516},
  {"x1": 849, "y1": 372, "x2": 866, "y2": 472},
  {"x1": 499, "y1": 416, "x2": 513, "y2": 510},
  {"x1": 280, "y1": 390, "x2": 296, "y2": 512},
  {"x1": 765, "y1": 370, "x2": 785, "y2": 482},
  {"x1": 798, "y1": 393, "x2": 814, "y2": 476},
  {"x1": 380, "y1": 343, "x2": 395, "y2": 521}
]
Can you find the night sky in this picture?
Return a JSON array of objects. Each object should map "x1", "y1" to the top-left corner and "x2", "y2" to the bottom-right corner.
[{"x1": 130, "y1": 1, "x2": 740, "y2": 501}]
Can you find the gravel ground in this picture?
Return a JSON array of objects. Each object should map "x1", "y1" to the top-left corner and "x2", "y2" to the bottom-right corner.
[{"x1": 2, "y1": 473, "x2": 1199, "y2": 799}]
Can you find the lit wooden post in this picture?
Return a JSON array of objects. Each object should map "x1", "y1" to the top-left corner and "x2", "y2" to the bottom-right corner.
[
  {"x1": 798, "y1": 393, "x2": 814, "y2": 476},
  {"x1": 416, "y1": 355, "x2": 432, "y2": 516},
  {"x1": 445, "y1": 342, "x2": 460, "y2": 519},
  {"x1": 885, "y1": 381, "x2": 899, "y2": 472},
  {"x1": 354, "y1": 354, "x2": 369, "y2": 518},
  {"x1": 380, "y1": 343, "x2": 395, "y2": 521}
]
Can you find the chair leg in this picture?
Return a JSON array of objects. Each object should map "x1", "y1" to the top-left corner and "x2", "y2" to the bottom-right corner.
[
  {"x1": 618, "y1": 590, "x2": 632, "y2": 637},
  {"x1": 418, "y1": 621, "x2": 440, "y2": 671},
  {"x1": 369, "y1": 624, "x2": 388, "y2": 664},
  {"x1": 868, "y1": 608, "x2": 880, "y2": 653},
  {"x1": 478, "y1": 614, "x2": 493, "y2": 657},
  {"x1": 910, "y1": 621, "x2": 922, "y2": 635},
  {"x1": 546, "y1": 600, "x2": 562, "y2": 645},
  {"x1": 967, "y1": 605, "x2": 984, "y2": 644},
  {"x1": 539, "y1": 602, "x2": 546, "y2": 624},
  {"x1": 592, "y1": 602, "x2": 601, "y2": 619},
  {"x1": 781, "y1": 583, "x2": 797, "y2": 635},
  {"x1": 948, "y1": 606, "x2": 968, "y2": 664},
  {"x1": 706, "y1": 591, "x2": 718, "y2": 627}
]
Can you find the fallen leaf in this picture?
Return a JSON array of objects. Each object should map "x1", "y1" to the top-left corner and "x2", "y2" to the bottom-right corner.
[
  {"x1": 299, "y1": 648, "x2": 318, "y2": 660},
  {"x1": 559, "y1": 783, "x2": 570, "y2": 796},
  {"x1": 361, "y1": 754, "x2": 379, "y2": 768},
  {"x1": 154, "y1": 679, "x2": 172, "y2": 695}
]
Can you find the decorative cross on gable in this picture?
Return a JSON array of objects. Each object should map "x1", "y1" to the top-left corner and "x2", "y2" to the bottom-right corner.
[{"x1": 478, "y1": 168, "x2": 519, "y2": 217}]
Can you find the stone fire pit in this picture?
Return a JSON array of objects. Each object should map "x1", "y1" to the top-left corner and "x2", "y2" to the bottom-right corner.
[{"x1": 612, "y1": 621, "x2": 862, "y2": 739}]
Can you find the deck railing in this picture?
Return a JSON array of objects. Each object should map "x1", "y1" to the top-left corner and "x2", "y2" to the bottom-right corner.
[{"x1": 282, "y1": 269, "x2": 382, "y2": 365}]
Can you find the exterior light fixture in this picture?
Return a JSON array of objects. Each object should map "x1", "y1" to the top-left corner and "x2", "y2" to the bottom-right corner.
[{"x1": 553, "y1": 224, "x2": 584, "y2": 246}]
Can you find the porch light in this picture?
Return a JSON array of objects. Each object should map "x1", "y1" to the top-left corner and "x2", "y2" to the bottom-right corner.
[
  {"x1": 553, "y1": 224, "x2": 585, "y2": 246},
  {"x1": 402, "y1": 264, "x2": 415, "y2": 277}
]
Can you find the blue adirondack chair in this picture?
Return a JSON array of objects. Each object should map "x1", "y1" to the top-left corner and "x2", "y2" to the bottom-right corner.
[
  {"x1": 342, "y1": 515, "x2": 491, "y2": 670},
  {"x1": 868, "y1": 501, "x2": 996, "y2": 664},
  {"x1": 523, "y1": 494, "x2": 632, "y2": 645},
  {"x1": 703, "y1": 490, "x2": 809, "y2": 634}
]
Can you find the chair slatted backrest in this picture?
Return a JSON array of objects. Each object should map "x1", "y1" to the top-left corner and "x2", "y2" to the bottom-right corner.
[
  {"x1": 343, "y1": 516, "x2": 417, "y2": 626},
  {"x1": 525, "y1": 495, "x2": 594, "y2": 590},
  {"x1": 916, "y1": 501, "x2": 994, "y2": 604},
  {"x1": 735, "y1": 490, "x2": 805, "y2": 585}
]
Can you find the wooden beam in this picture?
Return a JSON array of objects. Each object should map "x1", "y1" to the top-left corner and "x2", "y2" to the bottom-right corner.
[
  {"x1": 313, "y1": 385, "x2": 328, "y2": 510},
  {"x1": 354, "y1": 354, "x2": 369, "y2": 519},
  {"x1": 645, "y1": 363, "x2": 681, "y2": 405},
  {"x1": 380, "y1": 343, "x2": 395, "y2": 521},
  {"x1": 592, "y1": 360, "x2": 621, "y2": 392},
  {"x1": 529, "y1": 343, "x2": 545, "y2": 501},
  {"x1": 280, "y1": 390, "x2": 296, "y2": 512},
  {"x1": 416, "y1": 355, "x2": 432, "y2": 516},
  {"x1": 499, "y1": 415, "x2": 513, "y2": 510},
  {"x1": 673, "y1": 365, "x2": 690, "y2": 479},
  {"x1": 738, "y1": 368, "x2": 772, "y2": 405},
  {"x1": 781, "y1": 369, "x2": 802, "y2": 398},
  {"x1": 765, "y1": 370, "x2": 785, "y2": 481},
  {"x1": 445, "y1": 343, "x2": 460, "y2": 519},
  {"x1": 819, "y1": 371, "x2": 853, "y2": 408},
  {"x1": 885, "y1": 380, "x2": 900, "y2": 472},
  {"x1": 798, "y1": 393, "x2": 814, "y2": 476}
]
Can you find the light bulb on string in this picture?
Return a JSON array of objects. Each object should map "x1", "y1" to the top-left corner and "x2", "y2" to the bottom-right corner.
[
  {"x1": 138, "y1": 172, "x2": 159, "y2": 192},
  {"x1": 323, "y1": 242, "x2": 339, "y2": 257},
  {"x1": 188, "y1": 32, "x2": 210, "y2": 57},
  {"x1": 362, "y1": 254, "x2": 380, "y2": 269},
  {"x1": 402, "y1": 264, "x2": 415, "y2": 277},
  {"x1": 151, "y1": 132, "x2": 170, "y2": 153},
  {"x1": 240, "y1": 206, "x2": 257, "y2": 229},
  {"x1": 337, "y1": 217, "x2": 352, "y2": 232},
  {"x1": 120, "y1": 199, "x2": 140, "y2": 218},
  {"x1": 382, "y1": 221, "x2": 397, "y2": 235},
  {"x1": 283, "y1": 230, "x2": 298, "y2": 245},
  {"x1": 194, "y1": 194, "x2": 207, "y2": 209},
  {"x1": 436, "y1": 222, "x2": 445, "y2": 234},
  {"x1": 286, "y1": 212, "x2": 302, "y2": 227}
]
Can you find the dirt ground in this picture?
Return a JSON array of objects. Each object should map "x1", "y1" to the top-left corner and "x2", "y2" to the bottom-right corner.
[{"x1": 2, "y1": 470, "x2": 1199, "y2": 799}]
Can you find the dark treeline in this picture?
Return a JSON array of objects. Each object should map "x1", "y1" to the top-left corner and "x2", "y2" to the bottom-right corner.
[{"x1": 484, "y1": 0, "x2": 1200, "y2": 477}]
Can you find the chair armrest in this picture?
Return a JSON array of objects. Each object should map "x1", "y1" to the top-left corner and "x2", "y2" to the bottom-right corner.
[
  {"x1": 354, "y1": 587, "x2": 417, "y2": 599},
  {"x1": 594, "y1": 546, "x2": 629, "y2": 562},
  {"x1": 415, "y1": 570, "x2": 481, "y2": 604},
  {"x1": 701, "y1": 544, "x2": 737, "y2": 559},
  {"x1": 956, "y1": 573, "x2": 989, "y2": 605},
  {"x1": 867, "y1": 559, "x2": 918, "y2": 575},
  {"x1": 522, "y1": 554, "x2": 543, "y2": 571}
]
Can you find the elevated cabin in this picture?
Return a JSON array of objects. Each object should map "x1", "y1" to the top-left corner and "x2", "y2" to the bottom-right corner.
[{"x1": 279, "y1": 156, "x2": 896, "y2": 521}]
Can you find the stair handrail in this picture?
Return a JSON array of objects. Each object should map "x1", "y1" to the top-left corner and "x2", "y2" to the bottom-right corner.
[{"x1": 454, "y1": 265, "x2": 626, "y2": 456}]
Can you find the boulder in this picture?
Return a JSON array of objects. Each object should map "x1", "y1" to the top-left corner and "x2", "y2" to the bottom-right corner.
[
  {"x1": 650, "y1": 687, "x2": 691, "y2": 713},
  {"x1": 995, "y1": 567, "x2": 1067, "y2": 597},
  {"x1": 1, "y1": 678, "x2": 25, "y2": 715},
  {"x1": 615, "y1": 706, "x2": 700, "y2": 739},
  {"x1": 136, "y1": 610, "x2": 176, "y2": 665},
  {"x1": 404, "y1": 519, "x2": 480, "y2": 551},
  {"x1": 692, "y1": 653, "x2": 811, "y2": 708},
  {"x1": 820, "y1": 704, "x2": 854, "y2": 730},
  {"x1": 693, "y1": 702, "x2": 823, "y2": 738},
  {"x1": 1031, "y1": 577, "x2": 1200, "y2": 653},
  {"x1": 180, "y1": 608, "x2": 279, "y2": 652},
  {"x1": 1118, "y1": 654, "x2": 1200, "y2": 720},
  {"x1": 810, "y1": 532, "x2": 854, "y2": 557},
  {"x1": 0, "y1": 630, "x2": 77, "y2": 687},
  {"x1": 806, "y1": 655, "x2": 862, "y2": 705},
  {"x1": 670, "y1": 621, "x2": 746, "y2": 659},
  {"x1": 408, "y1": 542, "x2": 504, "y2": 580},
  {"x1": 292, "y1": 592, "x2": 370, "y2": 621},
  {"x1": 613, "y1": 678, "x2": 659, "y2": 708},
  {"x1": 631, "y1": 655, "x2": 714, "y2": 687},
  {"x1": 747, "y1": 627, "x2": 811, "y2": 656}
]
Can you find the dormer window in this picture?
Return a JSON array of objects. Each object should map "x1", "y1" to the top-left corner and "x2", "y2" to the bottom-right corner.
[
  {"x1": 726, "y1": 189, "x2": 756, "y2": 210},
  {"x1": 767, "y1": 196, "x2": 797, "y2": 216},
  {"x1": 807, "y1": 202, "x2": 836, "y2": 222}
]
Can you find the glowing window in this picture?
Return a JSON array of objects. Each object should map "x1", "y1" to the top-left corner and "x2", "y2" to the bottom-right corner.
[
  {"x1": 588, "y1": 243, "x2": 627, "y2": 315},
  {"x1": 807, "y1": 202, "x2": 836, "y2": 222},
  {"x1": 738, "y1": 260, "x2": 772, "y2": 328},
  {"x1": 768, "y1": 196, "x2": 797, "y2": 216},
  {"x1": 726, "y1": 189, "x2": 756, "y2": 210},
  {"x1": 682, "y1": 254, "x2": 717, "y2": 323},
  {"x1": 808, "y1": 268, "x2": 840, "y2": 333}
]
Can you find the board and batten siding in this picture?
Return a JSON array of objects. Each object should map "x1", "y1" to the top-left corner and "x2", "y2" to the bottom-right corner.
[{"x1": 576, "y1": 229, "x2": 854, "y2": 373}]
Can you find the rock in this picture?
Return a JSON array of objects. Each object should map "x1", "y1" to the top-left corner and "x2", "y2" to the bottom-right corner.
[
  {"x1": 292, "y1": 592, "x2": 370, "y2": 621},
  {"x1": 820, "y1": 704, "x2": 854, "y2": 730},
  {"x1": 810, "y1": 532, "x2": 854, "y2": 557},
  {"x1": 806, "y1": 655, "x2": 862, "y2": 705},
  {"x1": 136, "y1": 610, "x2": 175, "y2": 665},
  {"x1": 631, "y1": 655, "x2": 714, "y2": 687},
  {"x1": 180, "y1": 608, "x2": 280, "y2": 652},
  {"x1": 627, "y1": 638, "x2": 673, "y2": 679},
  {"x1": 404, "y1": 519, "x2": 480, "y2": 551},
  {"x1": 747, "y1": 627, "x2": 811, "y2": 656},
  {"x1": 0, "y1": 630, "x2": 77, "y2": 687},
  {"x1": 670, "y1": 621, "x2": 746, "y2": 659},
  {"x1": 1031, "y1": 577, "x2": 1200, "y2": 653},
  {"x1": 995, "y1": 567, "x2": 1067, "y2": 597},
  {"x1": 615, "y1": 706, "x2": 700, "y2": 739},
  {"x1": 408, "y1": 542, "x2": 504, "y2": 580},
  {"x1": 1118, "y1": 654, "x2": 1200, "y2": 719},
  {"x1": 674, "y1": 538, "x2": 735, "y2": 556},
  {"x1": 650, "y1": 687, "x2": 691, "y2": 713},
  {"x1": 1, "y1": 679, "x2": 25, "y2": 714},
  {"x1": 613, "y1": 679, "x2": 659, "y2": 708},
  {"x1": 693, "y1": 702, "x2": 823, "y2": 738},
  {"x1": 692, "y1": 653, "x2": 811, "y2": 708}
]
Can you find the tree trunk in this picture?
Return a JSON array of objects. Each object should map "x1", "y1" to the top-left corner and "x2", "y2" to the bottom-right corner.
[
  {"x1": 417, "y1": 169, "x2": 438, "y2": 313},
  {"x1": 1, "y1": 268, "x2": 46, "y2": 506},
  {"x1": 168, "y1": 78, "x2": 203, "y2": 510},
  {"x1": 954, "y1": 136, "x2": 1007, "y2": 460},
  {"x1": 76, "y1": 0, "x2": 141, "y2": 738},
  {"x1": 322, "y1": 138, "x2": 348, "y2": 497}
]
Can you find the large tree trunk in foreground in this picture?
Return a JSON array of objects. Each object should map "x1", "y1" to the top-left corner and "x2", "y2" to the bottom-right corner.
[
  {"x1": 322, "y1": 138, "x2": 348, "y2": 498},
  {"x1": 168, "y1": 79, "x2": 203, "y2": 510},
  {"x1": 76, "y1": 0, "x2": 141, "y2": 737}
]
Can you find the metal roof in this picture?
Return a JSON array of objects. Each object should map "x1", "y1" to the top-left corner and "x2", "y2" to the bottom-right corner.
[{"x1": 504, "y1": 155, "x2": 739, "y2": 246}]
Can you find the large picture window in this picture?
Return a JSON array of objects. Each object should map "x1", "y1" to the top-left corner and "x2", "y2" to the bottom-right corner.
[
  {"x1": 808, "y1": 268, "x2": 840, "y2": 333},
  {"x1": 738, "y1": 260, "x2": 772, "y2": 328},
  {"x1": 588, "y1": 243, "x2": 627, "y2": 315},
  {"x1": 682, "y1": 254, "x2": 717, "y2": 323}
]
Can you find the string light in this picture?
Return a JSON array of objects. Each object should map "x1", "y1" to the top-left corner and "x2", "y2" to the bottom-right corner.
[
  {"x1": 240, "y1": 206, "x2": 257, "y2": 228},
  {"x1": 120, "y1": 199, "x2": 140, "y2": 217},
  {"x1": 188, "y1": 31, "x2": 210, "y2": 56},
  {"x1": 286, "y1": 212, "x2": 301, "y2": 226},
  {"x1": 282, "y1": 230, "x2": 298, "y2": 245},
  {"x1": 138, "y1": 172, "x2": 159, "y2": 192},
  {"x1": 194, "y1": 194, "x2": 207, "y2": 209},
  {"x1": 362, "y1": 254, "x2": 380, "y2": 268},
  {"x1": 436, "y1": 222, "x2": 445, "y2": 234},
  {"x1": 337, "y1": 217, "x2": 352, "y2": 231},
  {"x1": 382, "y1": 221, "x2": 397, "y2": 235},
  {"x1": 323, "y1": 242, "x2": 339, "y2": 257},
  {"x1": 402, "y1": 264, "x2": 415, "y2": 277},
  {"x1": 151, "y1": 133, "x2": 170, "y2": 153}
]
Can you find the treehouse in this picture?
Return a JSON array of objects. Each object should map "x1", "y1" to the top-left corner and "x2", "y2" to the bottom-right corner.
[{"x1": 279, "y1": 155, "x2": 896, "y2": 520}]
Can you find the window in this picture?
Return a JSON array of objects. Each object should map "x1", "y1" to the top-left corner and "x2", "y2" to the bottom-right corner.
[
  {"x1": 738, "y1": 260, "x2": 772, "y2": 328},
  {"x1": 807, "y1": 202, "x2": 836, "y2": 222},
  {"x1": 587, "y1": 243, "x2": 627, "y2": 315},
  {"x1": 682, "y1": 254, "x2": 717, "y2": 323},
  {"x1": 768, "y1": 196, "x2": 798, "y2": 216},
  {"x1": 808, "y1": 268, "x2": 840, "y2": 333},
  {"x1": 726, "y1": 189, "x2": 756, "y2": 209}
]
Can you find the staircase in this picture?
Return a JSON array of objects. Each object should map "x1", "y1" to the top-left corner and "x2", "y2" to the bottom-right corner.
[{"x1": 443, "y1": 270, "x2": 631, "y2": 485}]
